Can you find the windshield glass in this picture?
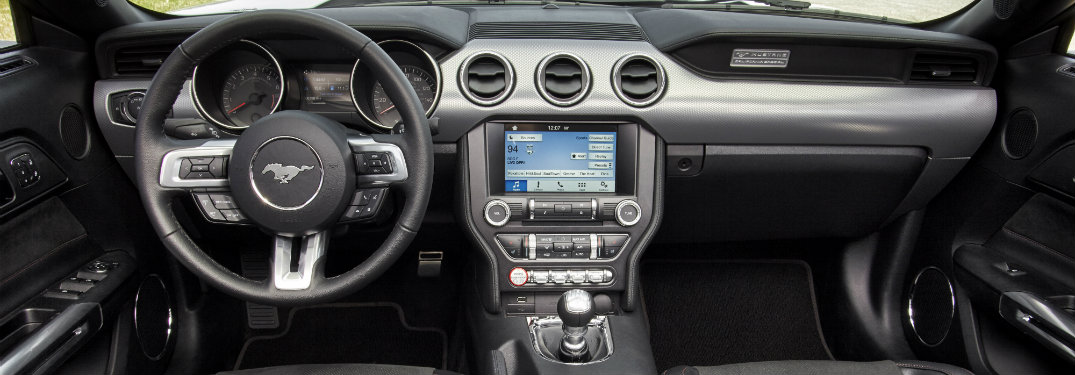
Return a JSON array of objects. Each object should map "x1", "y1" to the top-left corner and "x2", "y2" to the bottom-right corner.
[{"x1": 130, "y1": 0, "x2": 977, "y2": 23}]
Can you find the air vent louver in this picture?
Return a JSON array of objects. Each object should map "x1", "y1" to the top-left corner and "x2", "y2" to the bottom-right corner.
[
  {"x1": 114, "y1": 43, "x2": 177, "y2": 76},
  {"x1": 613, "y1": 55, "x2": 665, "y2": 106},
  {"x1": 0, "y1": 57, "x2": 35, "y2": 78},
  {"x1": 459, "y1": 52, "x2": 513, "y2": 106},
  {"x1": 537, "y1": 54, "x2": 589, "y2": 106},
  {"x1": 909, "y1": 54, "x2": 979, "y2": 84}
]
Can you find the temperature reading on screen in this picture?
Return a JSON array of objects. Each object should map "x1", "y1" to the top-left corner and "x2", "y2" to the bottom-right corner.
[{"x1": 503, "y1": 124, "x2": 616, "y2": 193}]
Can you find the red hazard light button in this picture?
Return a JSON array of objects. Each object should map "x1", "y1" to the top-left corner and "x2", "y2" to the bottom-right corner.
[{"x1": 509, "y1": 267, "x2": 528, "y2": 286}]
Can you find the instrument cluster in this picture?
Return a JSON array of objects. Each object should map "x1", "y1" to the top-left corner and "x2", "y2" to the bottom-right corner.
[{"x1": 191, "y1": 39, "x2": 441, "y2": 132}]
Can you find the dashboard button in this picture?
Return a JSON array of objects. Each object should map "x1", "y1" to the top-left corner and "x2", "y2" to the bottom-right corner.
[
  {"x1": 615, "y1": 200, "x2": 641, "y2": 226},
  {"x1": 532, "y1": 270, "x2": 550, "y2": 284},
  {"x1": 484, "y1": 200, "x2": 511, "y2": 227},
  {"x1": 551, "y1": 271, "x2": 568, "y2": 284},
  {"x1": 553, "y1": 242, "x2": 572, "y2": 252},
  {"x1": 496, "y1": 235, "x2": 526, "y2": 258},
  {"x1": 509, "y1": 267, "x2": 528, "y2": 286}
]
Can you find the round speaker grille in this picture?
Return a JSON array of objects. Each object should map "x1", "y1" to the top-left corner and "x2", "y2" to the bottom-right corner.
[
  {"x1": 994, "y1": 0, "x2": 1017, "y2": 20},
  {"x1": 1002, "y1": 108, "x2": 1037, "y2": 159},
  {"x1": 59, "y1": 104, "x2": 90, "y2": 160},
  {"x1": 134, "y1": 275, "x2": 173, "y2": 360},
  {"x1": 908, "y1": 267, "x2": 955, "y2": 346}
]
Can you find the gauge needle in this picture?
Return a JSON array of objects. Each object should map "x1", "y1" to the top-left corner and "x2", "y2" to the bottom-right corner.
[
  {"x1": 378, "y1": 104, "x2": 396, "y2": 115},
  {"x1": 228, "y1": 102, "x2": 247, "y2": 114}
]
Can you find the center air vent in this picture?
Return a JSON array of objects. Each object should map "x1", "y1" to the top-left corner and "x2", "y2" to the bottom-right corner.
[
  {"x1": 459, "y1": 52, "x2": 514, "y2": 106},
  {"x1": 113, "y1": 42, "x2": 179, "y2": 76},
  {"x1": 536, "y1": 54, "x2": 590, "y2": 106},
  {"x1": 613, "y1": 54, "x2": 665, "y2": 107},
  {"x1": 909, "y1": 53, "x2": 979, "y2": 84}
]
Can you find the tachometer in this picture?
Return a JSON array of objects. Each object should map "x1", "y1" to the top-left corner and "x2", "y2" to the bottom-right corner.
[
  {"x1": 221, "y1": 64, "x2": 282, "y2": 128},
  {"x1": 369, "y1": 65, "x2": 437, "y2": 128},
  {"x1": 350, "y1": 40, "x2": 442, "y2": 130}
]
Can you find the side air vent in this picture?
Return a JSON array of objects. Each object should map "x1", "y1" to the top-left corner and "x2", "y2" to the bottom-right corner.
[
  {"x1": 536, "y1": 53, "x2": 590, "y2": 107},
  {"x1": 0, "y1": 57, "x2": 35, "y2": 78},
  {"x1": 613, "y1": 54, "x2": 666, "y2": 107},
  {"x1": 114, "y1": 43, "x2": 178, "y2": 76},
  {"x1": 909, "y1": 53, "x2": 980, "y2": 84},
  {"x1": 459, "y1": 52, "x2": 514, "y2": 106},
  {"x1": 470, "y1": 22, "x2": 646, "y2": 41}
]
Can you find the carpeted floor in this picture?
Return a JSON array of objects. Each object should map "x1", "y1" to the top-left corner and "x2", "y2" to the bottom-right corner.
[
  {"x1": 235, "y1": 303, "x2": 447, "y2": 370},
  {"x1": 641, "y1": 260, "x2": 833, "y2": 370}
]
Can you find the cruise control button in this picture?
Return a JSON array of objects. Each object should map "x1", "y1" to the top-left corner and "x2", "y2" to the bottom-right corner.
[
  {"x1": 509, "y1": 267, "x2": 528, "y2": 286},
  {"x1": 209, "y1": 194, "x2": 236, "y2": 209},
  {"x1": 220, "y1": 209, "x2": 248, "y2": 223}
]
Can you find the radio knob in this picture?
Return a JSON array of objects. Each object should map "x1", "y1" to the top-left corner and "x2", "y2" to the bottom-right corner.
[
  {"x1": 614, "y1": 200, "x2": 641, "y2": 227},
  {"x1": 484, "y1": 200, "x2": 511, "y2": 227}
]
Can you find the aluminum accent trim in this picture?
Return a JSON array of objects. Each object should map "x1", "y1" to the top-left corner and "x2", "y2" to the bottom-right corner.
[
  {"x1": 272, "y1": 231, "x2": 327, "y2": 291},
  {"x1": 535, "y1": 53, "x2": 592, "y2": 107},
  {"x1": 457, "y1": 51, "x2": 515, "y2": 106},
  {"x1": 611, "y1": 53, "x2": 666, "y2": 107}
]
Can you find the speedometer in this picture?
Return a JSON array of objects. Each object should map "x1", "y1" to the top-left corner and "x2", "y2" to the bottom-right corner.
[
  {"x1": 369, "y1": 66, "x2": 437, "y2": 128},
  {"x1": 221, "y1": 64, "x2": 282, "y2": 128}
]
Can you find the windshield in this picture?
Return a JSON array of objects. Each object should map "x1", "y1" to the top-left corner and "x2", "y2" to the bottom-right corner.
[{"x1": 131, "y1": 0, "x2": 977, "y2": 24}]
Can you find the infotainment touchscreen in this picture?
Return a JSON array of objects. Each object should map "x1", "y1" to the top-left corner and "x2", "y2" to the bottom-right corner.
[{"x1": 503, "y1": 124, "x2": 616, "y2": 193}]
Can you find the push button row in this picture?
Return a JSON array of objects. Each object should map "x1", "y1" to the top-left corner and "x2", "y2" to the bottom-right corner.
[
  {"x1": 507, "y1": 267, "x2": 614, "y2": 286},
  {"x1": 495, "y1": 233, "x2": 629, "y2": 260}
]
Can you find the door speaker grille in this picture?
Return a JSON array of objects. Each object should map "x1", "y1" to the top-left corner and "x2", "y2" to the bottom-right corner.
[
  {"x1": 994, "y1": 0, "x2": 1017, "y2": 20},
  {"x1": 908, "y1": 267, "x2": 955, "y2": 346},
  {"x1": 1002, "y1": 108, "x2": 1037, "y2": 159},
  {"x1": 59, "y1": 104, "x2": 90, "y2": 160}
]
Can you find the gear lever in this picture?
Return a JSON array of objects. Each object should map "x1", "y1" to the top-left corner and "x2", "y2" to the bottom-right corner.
[{"x1": 557, "y1": 289, "x2": 596, "y2": 362}]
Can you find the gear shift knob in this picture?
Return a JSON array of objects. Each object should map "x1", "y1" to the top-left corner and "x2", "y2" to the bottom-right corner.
[
  {"x1": 557, "y1": 289, "x2": 596, "y2": 327},
  {"x1": 557, "y1": 289, "x2": 595, "y2": 362}
]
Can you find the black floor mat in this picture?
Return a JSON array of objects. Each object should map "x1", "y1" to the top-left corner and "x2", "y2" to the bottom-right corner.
[
  {"x1": 235, "y1": 303, "x2": 447, "y2": 370},
  {"x1": 641, "y1": 260, "x2": 833, "y2": 370}
]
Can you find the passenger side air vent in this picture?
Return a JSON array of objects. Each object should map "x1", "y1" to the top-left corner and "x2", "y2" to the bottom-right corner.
[
  {"x1": 908, "y1": 53, "x2": 979, "y2": 84},
  {"x1": 613, "y1": 54, "x2": 665, "y2": 107},
  {"x1": 113, "y1": 43, "x2": 178, "y2": 76},
  {"x1": 459, "y1": 52, "x2": 514, "y2": 106},
  {"x1": 536, "y1": 54, "x2": 590, "y2": 106},
  {"x1": 0, "y1": 57, "x2": 35, "y2": 78},
  {"x1": 469, "y1": 22, "x2": 646, "y2": 41}
]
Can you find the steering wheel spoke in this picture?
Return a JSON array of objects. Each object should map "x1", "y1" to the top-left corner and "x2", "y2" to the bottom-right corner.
[
  {"x1": 272, "y1": 231, "x2": 328, "y2": 291},
  {"x1": 348, "y1": 134, "x2": 409, "y2": 188},
  {"x1": 159, "y1": 138, "x2": 236, "y2": 189}
]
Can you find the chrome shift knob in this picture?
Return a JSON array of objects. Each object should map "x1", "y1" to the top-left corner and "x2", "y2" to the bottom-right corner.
[{"x1": 557, "y1": 289, "x2": 595, "y2": 362}]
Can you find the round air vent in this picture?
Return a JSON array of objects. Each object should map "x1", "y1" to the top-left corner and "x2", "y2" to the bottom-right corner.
[
  {"x1": 536, "y1": 53, "x2": 590, "y2": 106},
  {"x1": 907, "y1": 267, "x2": 955, "y2": 347},
  {"x1": 459, "y1": 52, "x2": 514, "y2": 106},
  {"x1": 613, "y1": 54, "x2": 666, "y2": 107},
  {"x1": 1002, "y1": 108, "x2": 1037, "y2": 159}
]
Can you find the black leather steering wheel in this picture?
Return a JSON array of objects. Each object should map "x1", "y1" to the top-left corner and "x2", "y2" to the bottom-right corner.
[{"x1": 134, "y1": 10, "x2": 433, "y2": 306}]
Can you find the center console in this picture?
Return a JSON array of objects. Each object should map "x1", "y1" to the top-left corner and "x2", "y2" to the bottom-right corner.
[{"x1": 459, "y1": 121, "x2": 663, "y2": 374}]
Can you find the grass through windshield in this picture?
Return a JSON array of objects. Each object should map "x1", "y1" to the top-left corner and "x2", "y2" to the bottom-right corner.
[{"x1": 131, "y1": 0, "x2": 222, "y2": 13}]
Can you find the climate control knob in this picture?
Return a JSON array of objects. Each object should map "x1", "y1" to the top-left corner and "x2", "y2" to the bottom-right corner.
[
  {"x1": 484, "y1": 200, "x2": 511, "y2": 227},
  {"x1": 614, "y1": 200, "x2": 641, "y2": 227}
]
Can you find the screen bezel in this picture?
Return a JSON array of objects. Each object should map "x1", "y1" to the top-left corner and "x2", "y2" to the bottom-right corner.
[{"x1": 486, "y1": 122, "x2": 637, "y2": 196}]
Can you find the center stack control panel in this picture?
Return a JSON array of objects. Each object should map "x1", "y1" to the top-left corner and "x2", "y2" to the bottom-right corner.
[{"x1": 462, "y1": 121, "x2": 661, "y2": 311}]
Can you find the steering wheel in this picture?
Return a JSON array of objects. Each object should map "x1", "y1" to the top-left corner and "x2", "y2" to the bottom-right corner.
[{"x1": 134, "y1": 10, "x2": 433, "y2": 306}]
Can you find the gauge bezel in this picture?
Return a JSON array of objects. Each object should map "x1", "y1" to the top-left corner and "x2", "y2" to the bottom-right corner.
[
  {"x1": 349, "y1": 40, "x2": 442, "y2": 130},
  {"x1": 191, "y1": 40, "x2": 285, "y2": 131}
]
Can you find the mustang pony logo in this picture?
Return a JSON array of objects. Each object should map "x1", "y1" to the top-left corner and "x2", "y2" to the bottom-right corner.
[{"x1": 261, "y1": 163, "x2": 315, "y2": 184}]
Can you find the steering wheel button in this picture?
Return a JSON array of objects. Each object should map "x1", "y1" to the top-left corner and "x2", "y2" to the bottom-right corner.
[
  {"x1": 209, "y1": 194, "x2": 237, "y2": 209},
  {"x1": 209, "y1": 157, "x2": 226, "y2": 178},
  {"x1": 370, "y1": 167, "x2": 386, "y2": 174},
  {"x1": 191, "y1": 164, "x2": 209, "y2": 172},
  {"x1": 220, "y1": 209, "x2": 248, "y2": 223},
  {"x1": 366, "y1": 153, "x2": 383, "y2": 160},
  {"x1": 179, "y1": 159, "x2": 193, "y2": 178},
  {"x1": 188, "y1": 156, "x2": 215, "y2": 165}
]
